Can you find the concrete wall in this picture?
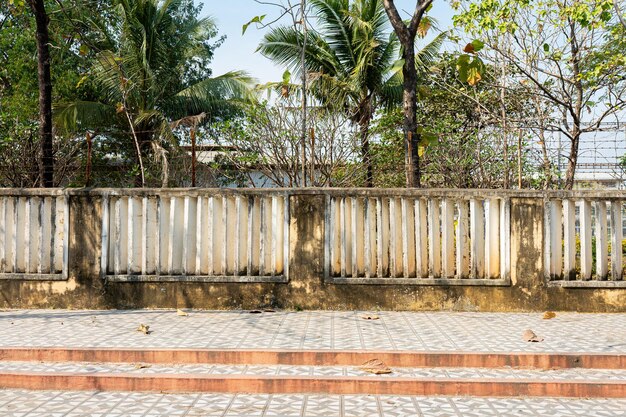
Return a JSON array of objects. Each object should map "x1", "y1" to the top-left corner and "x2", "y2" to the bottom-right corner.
[{"x1": 1, "y1": 188, "x2": 625, "y2": 312}]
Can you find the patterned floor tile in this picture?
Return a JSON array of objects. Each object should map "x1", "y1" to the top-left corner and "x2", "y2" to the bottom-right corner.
[
  {"x1": 1, "y1": 310, "x2": 625, "y2": 354},
  {"x1": 0, "y1": 390, "x2": 625, "y2": 416}
]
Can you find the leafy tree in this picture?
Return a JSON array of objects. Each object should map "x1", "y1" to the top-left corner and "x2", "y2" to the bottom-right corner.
[
  {"x1": 371, "y1": 53, "x2": 539, "y2": 188},
  {"x1": 453, "y1": 0, "x2": 626, "y2": 189},
  {"x1": 214, "y1": 96, "x2": 362, "y2": 187},
  {"x1": 57, "y1": 0, "x2": 253, "y2": 187},
  {"x1": 0, "y1": 0, "x2": 109, "y2": 186},
  {"x1": 381, "y1": 0, "x2": 433, "y2": 187},
  {"x1": 259, "y1": 0, "x2": 442, "y2": 187},
  {"x1": 27, "y1": 0, "x2": 54, "y2": 187}
]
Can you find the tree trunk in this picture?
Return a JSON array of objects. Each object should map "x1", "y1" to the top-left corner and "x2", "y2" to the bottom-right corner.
[
  {"x1": 29, "y1": 0, "x2": 54, "y2": 187},
  {"x1": 564, "y1": 19, "x2": 583, "y2": 191},
  {"x1": 382, "y1": 0, "x2": 431, "y2": 189},
  {"x1": 359, "y1": 120, "x2": 373, "y2": 188},
  {"x1": 564, "y1": 131, "x2": 579, "y2": 190},
  {"x1": 402, "y1": 46, "x2": 420, "y2": 188}
]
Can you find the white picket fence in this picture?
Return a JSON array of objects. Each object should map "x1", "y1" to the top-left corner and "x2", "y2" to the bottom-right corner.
[
  {"x1": 324, "y1": 193, "x2": 511, "y2": 284},
  {"x1": 100, "y1": 192, "x2": 289, "y2": 282},
  {"x1": 0, "y1": 194, "x2": 68, "y2": 280}
]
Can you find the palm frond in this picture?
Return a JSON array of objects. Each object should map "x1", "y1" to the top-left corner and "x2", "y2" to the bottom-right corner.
[
  {"x1": 170, "y1": 71, "x2": 256, "y2": 118},
  {"x1": 54, "y1": 101, "x2": 118, "y2": 133}
]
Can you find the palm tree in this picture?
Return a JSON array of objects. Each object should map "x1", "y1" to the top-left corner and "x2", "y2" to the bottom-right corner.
[
  {"x1": 258, "y1": 0, "x2": 443, "y2": 187},
  {"x1": 57, "y1": 0, "x2": 253, "y2": 187}
]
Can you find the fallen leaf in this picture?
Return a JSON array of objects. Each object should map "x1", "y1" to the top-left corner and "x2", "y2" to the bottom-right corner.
[
  {"x1": 360, "y1": 359, "x2": 392, "y2": 374},
  {"x1": 361, "y1": 314, "x2": 380, "y2": 320},
  {"x1": 249, "y1": 310, "x2": 263, "y2": 314},
  {"x1": 543, "y1": 311, "x2": 556, "y2": 320},
  {"x1": 176, "y1": 309, "x2": 189, "y2": 317},
  {"x1": 133, "y1": 363, "x2": 151, "y2": 369},
  {"x1": 136, "y1": 324, "x2": 151, "y2": 334},
  {"x1": 263, "y1": 309, "x2": 276, "y2": 313},
  {"x1": 523, "y1": 329, "x2": 544, "y2": 342}
]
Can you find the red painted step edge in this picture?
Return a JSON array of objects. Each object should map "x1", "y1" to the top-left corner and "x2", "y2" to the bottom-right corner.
[
  {"x1": 0, "y1": 371, "x2": 623, "y2": 398},
  {"x1": 0, "y1": 347, "x2": 624, "y2": 369}
]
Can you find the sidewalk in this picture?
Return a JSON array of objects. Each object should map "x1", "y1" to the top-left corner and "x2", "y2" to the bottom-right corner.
[
  {"x1": 2, "y1": 389, "x2": 626, "y2": 417},
  {"x1": 1, "y1": 309, "x2": 625, "y2": 417},
  {"x1": 1, "y1": 309, "x2": 625, "y2": 352}
]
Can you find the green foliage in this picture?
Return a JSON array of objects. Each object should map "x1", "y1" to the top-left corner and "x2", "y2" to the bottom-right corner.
[
  {"x1": 55, "y1": 0, "x2": 253, "y2": 187},
  {"x1": 452, "y1": 0, "x2": 625, "y2": 86},
  {"x1": 0, "y1": 0, "x2": 109, "y2": 186},
  {"x1": 371, "y1": 52, "x2": 539, "y2": 188},
  {"x1": 258, "y1": 0, "x2": 444, "y2": 186},
  {"x1": 242, "y1": 14, "x2": 266, "y2": 35}
]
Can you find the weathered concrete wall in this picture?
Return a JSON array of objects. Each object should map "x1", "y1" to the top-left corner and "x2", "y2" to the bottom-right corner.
[{"x1": 1, "y1": 189, "x2": 625, "y2": 312}]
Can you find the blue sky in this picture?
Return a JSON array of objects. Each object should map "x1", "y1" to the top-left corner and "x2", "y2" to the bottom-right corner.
[{"x1": 199, "y1": 0, "x2": 455, "y2": 84}]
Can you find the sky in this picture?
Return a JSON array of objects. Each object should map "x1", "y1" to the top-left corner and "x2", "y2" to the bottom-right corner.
[{"x1": 199, "y1": 0, "x2": 455, "y2": 84}]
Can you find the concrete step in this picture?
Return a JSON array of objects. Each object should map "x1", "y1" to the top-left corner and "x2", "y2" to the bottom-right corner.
[
  {"x1": 0, "y1": 361, "x2": 624, "y2": 398},
  {"x1": 1, "y1": 347, "x2": 624, "y2": 369}
]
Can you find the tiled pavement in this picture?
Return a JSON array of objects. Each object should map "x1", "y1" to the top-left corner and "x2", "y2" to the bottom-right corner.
[
  {"x1": 2, "y1": 361, "x2": 626, "y2": 380},
  {"x1": 1, "y1": 389, "x2": 626, "y2": 417},
  {"x1": 1, "y1": 309, "x2": 626, "y2": 416},
  {"x1": 1, "y1": 309, "x2": 625, "y2": 352}
]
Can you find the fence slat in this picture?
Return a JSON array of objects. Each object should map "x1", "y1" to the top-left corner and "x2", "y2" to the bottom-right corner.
[
  {"x1": 259, "y1": 197, "x2": 266, "y2": 276},
  {"x1": 376, "y1": 198, "x2": 383, "y2": 278},
  {"x1": 271, "y1": 196, "x2": 278, "y2": 276},
  {"x1": 485, "y1": 199, "x2": 501, "y2": 279},
  {"x1": 428, "y1": 199, "x2": 441, "y2": 278},
  {"x1": 401, "y1": 198, "x2": 416, "y2": 278},
  {"x1": 195, "y1": 196, "x2": 203, "y2": 275},
  {"x1": 141, "y1": 197, "x2": 148, "y2": 275},
  {"x1": 470, "y1": 199, "x2": 485, "y2": 279},
  {"x1": 246, "y1": 197, "x2": 256, "y2": 275},
  {"x1": 595, "y1": 201, "x2": 608, "y2": 280},
  {"x1": 610, "y1": 201, "x2": 622, "y2": 281},
  {"x1": 128, "y1": 197, "x2": 135, "y2": 275},
  {"x1": 580, "y1": 200, "x2": 592, "y2": 280},
  {"x1": 12, "y1": 198, "x2": 18, "y2": 273},
  {"x1": 550, "y1": 200, "x2": 562, "y2": 279},
  {"x1": 340, "y1": 197, "x2": 347, "y2": 278},
  {"x1": 24, "y1": 198, "x2": 30, "y2": 274},
  {"x1": 389, "y1": 198, "x2": 397, "y2": 278},
  {"x1": 155, "y1": 197, "x2": 162, "y2": 277},
  {"x1": 207, "y1": 197, "x2": 214, "y2": 276},
  {"x1": 113, "y1": 198, "x2": 121, "y2": 275},
  {"x1": 36, "y1": 198, "x2": 43, "y2": 274},
  {"x1": 563, "y1": 199, "x2": 576, "y2": 280},
  {"x1": 50, "y1": 197, "x2": 57, "y2": 274},
  {"x1": 182, "y1": 196, "x2": 191, "y2": 275},
  {"x1": 222, "y1": 196, "x2": 229, "y2": 275},
  {"x1": 442, "y1": 199, "x2": 455, "y2": 278},
  {"x1": 415, "y1": 199, "x2": 428, "y2": 278},
  {"x1": 456, "y1": 200, "x2": 469, "y2": 278},
  {"x1": 0, "y1": 198, "x2": 5, "y2": 273},
  {"x1": 364, "y1": 198, "x2": 371, "y2": 278}
]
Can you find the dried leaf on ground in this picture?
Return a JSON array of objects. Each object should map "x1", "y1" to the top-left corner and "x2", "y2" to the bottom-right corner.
[
  {"x1": 523, "y1": 329, "x2": 544, "y2": 342},
  {"x1": 176, "y1": 309, "x2": 189, "y2": 317},
  {"x1": 136, "y1": 324, "x2": 151, "y2": 334},
  {"x1": 249, "y1": 310, "x2": 263, "y2": 314},
  {"x1": 361, "y1": 314, "x2": 380, "y2": 320},
  {"x1": 133, "y1": 363, "x2": 151, "y2": 369},
  {"x1": 263, "y1": 309, "x2": 276, "y2": 313},
  {"x1": 543, "y1": 311, "x2": 556, "y2": 320},
  {"x1": 360, "y1": 359, "x2": 392, "y2": 374}
]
